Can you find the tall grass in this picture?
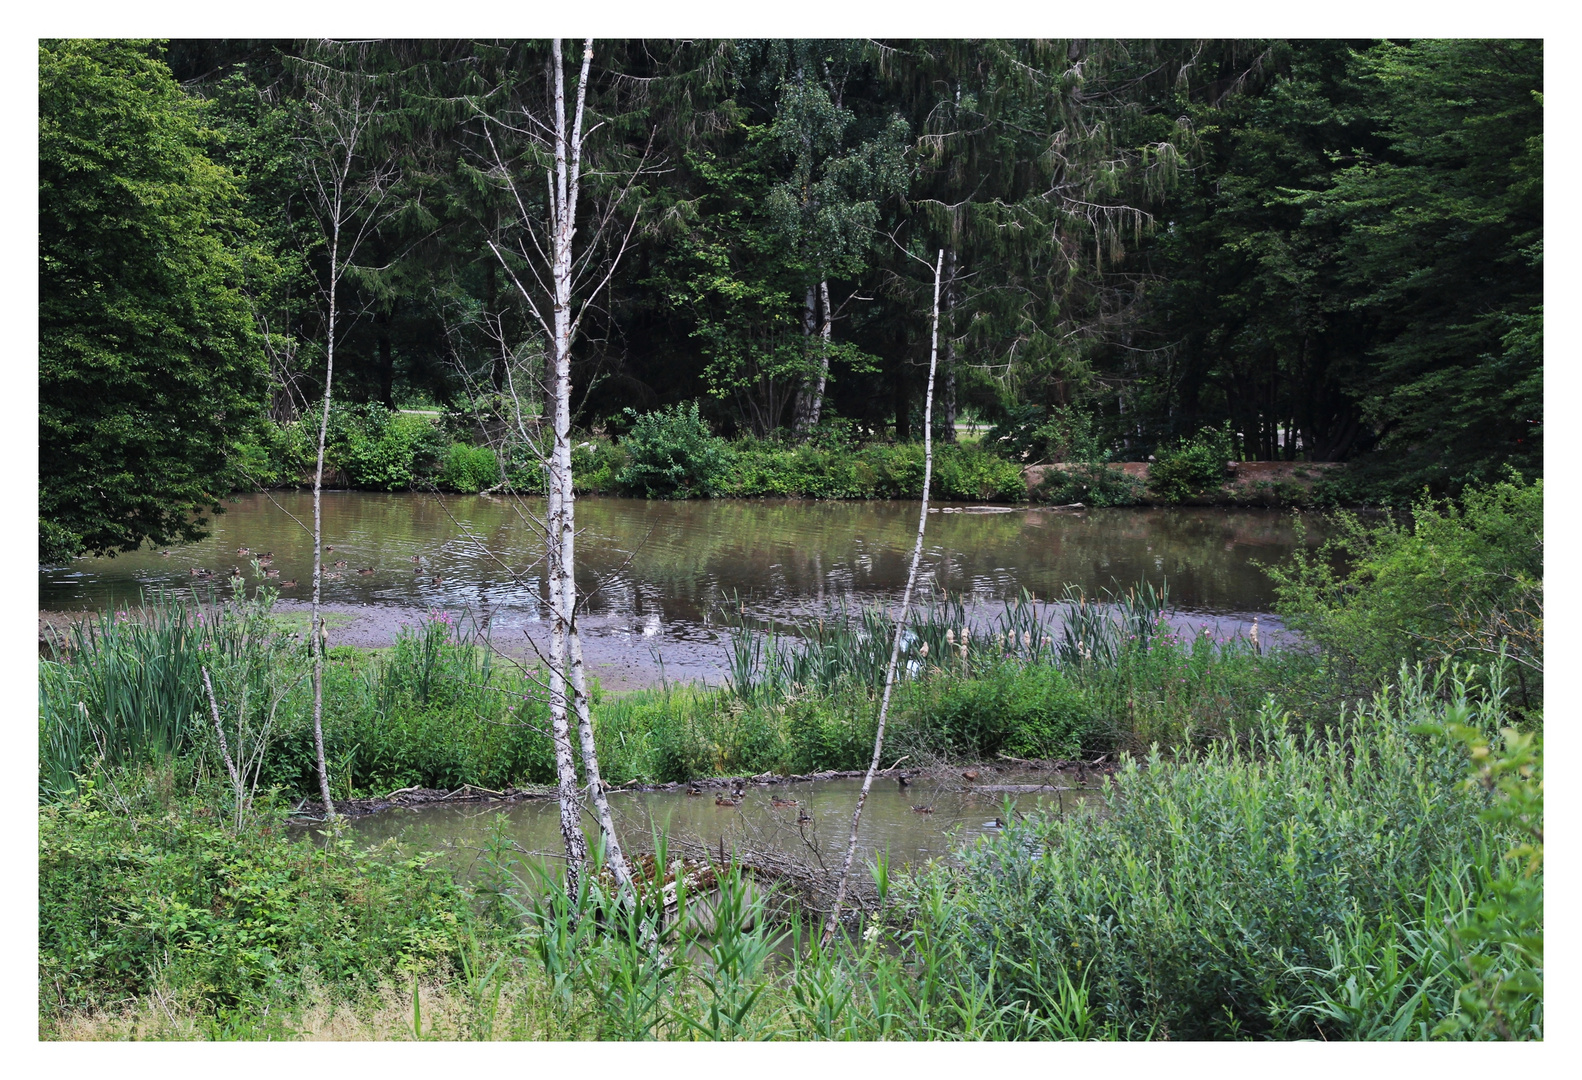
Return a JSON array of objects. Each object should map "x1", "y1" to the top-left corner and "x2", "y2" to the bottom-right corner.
[
  {"x1": 724, "y1": 583, "x2": 1168, "y2": 703},
  {"x1": 38, "y1": 587, "x2": 298, "y2": 799},
  {"x1": 904, "y1": 664, "x2": 1541, "y2": 1039}
]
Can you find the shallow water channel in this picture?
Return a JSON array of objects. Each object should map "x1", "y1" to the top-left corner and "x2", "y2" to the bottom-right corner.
[
  {"x1": 339, "y1": 770, "x2": 1101, "y2": 880},
  {"x1": 42, "y1": 493, "x2": 1324, "y2": 687}
]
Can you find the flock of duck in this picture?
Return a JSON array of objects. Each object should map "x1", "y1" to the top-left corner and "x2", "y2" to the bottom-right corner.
[{"x1": 167, "y1": 545, "x2": 444, "y2": 590}]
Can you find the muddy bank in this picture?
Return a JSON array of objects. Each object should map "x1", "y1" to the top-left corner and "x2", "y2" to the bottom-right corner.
[{"x1": 1023, "y1": 460, "x2": 1343, "y2": 504}]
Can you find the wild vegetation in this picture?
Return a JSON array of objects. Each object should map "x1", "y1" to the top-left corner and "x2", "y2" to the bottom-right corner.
[
  {"x1": 37, "y1": 35, "x2": 1542, "y2": 1042},
  {"x1": 38, "y1": 478, "x2": 1543, "y2": 1040}
]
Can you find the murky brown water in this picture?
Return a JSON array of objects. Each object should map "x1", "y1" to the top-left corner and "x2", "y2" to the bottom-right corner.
[
  {"x1": 41, "y1": 493, "x2": 1323, "y2": 687},
  {"x1": 339, "y1": 771, "x2": 1099, "y2": 878}
]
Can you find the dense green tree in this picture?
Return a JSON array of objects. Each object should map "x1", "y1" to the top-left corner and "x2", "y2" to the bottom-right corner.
[
  {"x1": 1314, "y1": 39, "x2": 1542, "y2": 495},
  {"x1": 1116, "y1": 39, "x2": 1541, "y2": 497},
  {"x1": 40, "y1": 39, "x2": 268, "y2": 562}
]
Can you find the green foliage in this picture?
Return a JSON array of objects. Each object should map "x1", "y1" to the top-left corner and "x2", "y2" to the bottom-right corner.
[
  {"x1": 438, "y1": 443, "x2": 501, "y2": 493},
  {"x1": 38, "y1": 774, "x2": 469, "y2": 1017},
  {"x1": 1412, "y1": 704, "x2": 1543, "y2": 1039},
  {"x1": 712, "y1": 440, "x2": 1023, "y2": 501},
  {"x1": 1269, "y1": 475, "x2": 1543, "y2": 709},
  {"x1": 615, "y1": 402, "x2": 735, "y2": 498},
  {"x1": 897, "y1": 663, "x2": 1094, "y2": 760},
  {"x1": 1312, "y1": 40, "x2": 1543, "y2": 496},
  {"x1": 907, "y1": 669, "x2": 1533, "y2": 1039},
  {"x1": 330, "y1": 405, "x2": 446, "y2": 491},
  {"x1": 39, "y1": 584, "x2": 295, "y2": 800},
  {"x1": 39, "y1": 39, "x2": 269, "y2": 562},
  {"x1": 1148, "y1": 423, "x2": 1236, "y2": 503}
]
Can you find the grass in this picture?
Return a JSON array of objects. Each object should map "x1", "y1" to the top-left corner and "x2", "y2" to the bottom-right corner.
[
  {"x1": 40, "y1": 584, "x2": 1329, "y2": 801},
  {"x1": 39, "y1": 667, "x2": 1539, "y2": 1041}
]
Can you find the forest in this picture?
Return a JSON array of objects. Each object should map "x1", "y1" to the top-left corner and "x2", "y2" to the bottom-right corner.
[
  {"x1": 38, "y1": 38, "x2": 1542, "y2": 1043},
  {"x1": 40, "y1": 38, "x2": 1542, "y2": 562}
]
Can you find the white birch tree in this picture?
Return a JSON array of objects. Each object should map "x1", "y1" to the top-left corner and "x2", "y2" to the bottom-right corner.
[
  {"x1": 295, "y1": 42, "x2": 399, "y2": 821},
  {"x1": 474, "y1": 39, "x2": 645, "y2": 895},
  {"x1": 824, "y1": 248, "x2": 944, "y2": 943}
]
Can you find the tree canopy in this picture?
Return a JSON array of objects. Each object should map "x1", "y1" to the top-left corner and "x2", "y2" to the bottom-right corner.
[
  {"x1": 38, "y1": 38, "x2": 1544, "y2": 548},
  {"x1": 40, "y1": 39, "x2": 268, "y2": 561}
]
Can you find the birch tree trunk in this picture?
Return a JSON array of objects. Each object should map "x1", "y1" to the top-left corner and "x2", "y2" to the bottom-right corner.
[
  {"x1": 544, "y1": 38, "x2": 632, "y2": 894},
  {"x1": 940, "y1": 248, "x2": 958, "y2": 442},
  {"x1": 309, "y1": 217, "x2": 338, "y2": 822},
  {"x1": 823, "y1": 248, "x2": 945, "y2": 944},
  {"x1": 299, "y1": 58, "x2": 392, "y2": 823},
  {"x1": 792, "y1": 281, "x2": 834, "y2": 438}
]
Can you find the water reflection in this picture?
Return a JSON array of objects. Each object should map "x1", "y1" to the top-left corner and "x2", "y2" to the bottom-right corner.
[{"x1": 42, "y1": 492, "x2": 1323, "y2": 625}]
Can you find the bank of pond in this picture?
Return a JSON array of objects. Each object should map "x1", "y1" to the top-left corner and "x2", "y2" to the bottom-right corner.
[
  {"x1": 39, "y1": 577, "x2": 1542, "y2": 1040},
  {"x1": 235, "y1": 404, "x2": 1338, "y2": 508}
]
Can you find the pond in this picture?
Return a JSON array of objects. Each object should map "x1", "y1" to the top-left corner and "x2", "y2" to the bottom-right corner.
[
  {"x1": 41, "y1": 492, "x2": 1324, "y2": 687},
  {"x1": 335, "y1": 769, "x2": 1105, "y2": 880}
]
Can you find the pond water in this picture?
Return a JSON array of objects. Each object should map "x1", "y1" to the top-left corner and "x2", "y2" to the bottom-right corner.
[
  {"x1": 41, "y1": 492, "x2": 1323, "y2": 687},
  {"x1": 337, "y1": 770, "x2": 1103, "y2": 879}
]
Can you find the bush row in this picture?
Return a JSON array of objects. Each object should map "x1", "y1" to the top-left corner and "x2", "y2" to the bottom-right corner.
[{"x1": 234, "y1": 402, "x2": 1026, "y2": 502}]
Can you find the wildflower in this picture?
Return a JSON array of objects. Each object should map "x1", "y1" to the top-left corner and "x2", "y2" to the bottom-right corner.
[{"x1": 863, "y1": 925, "x2": 882, "y2": 945}]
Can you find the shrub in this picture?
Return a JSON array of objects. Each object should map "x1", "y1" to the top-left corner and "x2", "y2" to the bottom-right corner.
[
  {"x1": 330, "y1": 404, "x2": 445, "y2": 490},
  {"x1": 616, "y1": 403, "x2": 734, "y2": 498},
  {"x1": 1268, "y1": 474, "x2": 1543, "y2": 711},
  {"x1": 438, "y1": 442, "x2": 501, "y2": 493},
  {"x1": 1148, "y1": 423, "x2": 1236, "y2": 502},
  {"x1": 894, "y1": 663, "x2": 1096, "y2": 760},
  {"x1": 1033, "y1": 464, "x2": 1145, "y2": 507},
  {"x1": 38, "y1": 776, "x2": 470, "y2": 1017},
  {"x1": 907, "y1": 669, "x2": 1530, "y2": 1039}
]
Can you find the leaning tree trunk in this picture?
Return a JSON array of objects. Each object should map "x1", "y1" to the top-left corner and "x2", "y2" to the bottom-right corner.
[
  {"x1": 823, "y1": 249, "x2": 945, "y2": 945},
  {"x1": 309, "y1": 220, "x2": 339, "y2": 823}
]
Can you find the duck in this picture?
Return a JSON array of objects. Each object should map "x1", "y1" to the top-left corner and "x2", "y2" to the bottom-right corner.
[
  {"x1": 686, "y1": 785, "x2": 703, "y2": 797},
  {"x1": 983, "y1": 817, "x2": 1005, "y2": 830},
  {"x1": 911, "y1": 805, "x2": 935, "y2": 814},
  {"x1": 731, "y1": 779, "x2": 746, "y2": 796},
  {"x1": 188, "y1": 566, "x2": 204, "y2": 576},
  {"x1": 962, "y1": 769, "x2": 979, "y2": 782},
  {"x1": 159, "y1": 550, "x2": 171, "y2": 557},
  {"x1": 357, "y1": 567, "x2": 376, "y2": 576},
  {"x1": 770, "y1": 796, "x2": 797, "y2": 809},
  {"x1": 265, "y1": 568, "x2": 281, "y2": 578},
  {"x1": 410, "y1": 554, "x2": 424, "y2": 564},
  {"x1": 715, "y1": 795, "x2": 739, "y2": 808},
  {"x1": 897, "y1": 773, "x2": 912, "y2": 789},
  {"x1": 325, "y1": 545, "x2": 335, "y2": 552},
  {"x1": 326, "y1": 572, "x2": 343, "y2": 582},
  {"x1": 236, "y1": 546, "x2": 250, "y2": 556},
  {"x1": 281, "y1": 579, "x2": 298, "y2": 589},
  {"x1": 797, "y1": 808, "x2": 813, "y2": 825},
  {"x1": 333, "y1": 559, "x2": 348, "y2": 569},
  {"x1": 430, "y1": 575, "x2": 443, "y2": 586}
]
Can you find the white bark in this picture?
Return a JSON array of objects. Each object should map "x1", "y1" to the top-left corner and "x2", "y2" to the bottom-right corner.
[
  {"x1": 309, "y1": 206, "x2": 338, "y2": 822},
  {"x1": 823, "y1": 249, "x2": 945, "y2": 944},
  {"x1": 793, "y1": 281, "x2": 833, "y2": 437},
  {"x1": 544, "y1": 39, "x2": 632, "y2": 893},
  {"x1": 297, "y1": 48, "x2": 397, "y2": 823}
]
